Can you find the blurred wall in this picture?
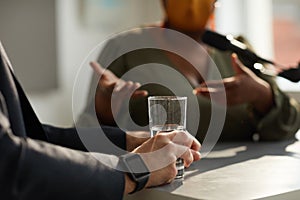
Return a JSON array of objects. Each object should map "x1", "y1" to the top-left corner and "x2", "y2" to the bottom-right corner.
[
  {"x1": 29, "y1": 0, "x2": 163, "y2": 126},
  {"x1": 215, "y1": 0, "x2": 274, "y2": 59},
  {"x1": 0, "y1": 0, "x2": 58, "y2": 92}
]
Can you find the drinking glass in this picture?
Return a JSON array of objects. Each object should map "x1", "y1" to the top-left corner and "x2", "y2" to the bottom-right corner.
[{"x1": 148, "y1": 96, "x2": 187, "y2": 179}]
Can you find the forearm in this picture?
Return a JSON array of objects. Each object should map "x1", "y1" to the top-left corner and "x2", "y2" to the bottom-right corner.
[
  {"x1": 124, "y1": 174, "x2": 136, "y2": 194},
  {"x1": 252, "y1": 79, "x2": 274, "y2": 115},
  {"x1": 44, "y1": 125, "x2": 127, "y2": 152},
  {"x1": 95, "y1": 91, "x2": 116, "y2": 126},
  {"x1": 43, "y1": 125, "x2": 87, "y2": 151},
  {"x1": 0, "y1": 131, "x2": 125, "y2": 200},
  {"x1": 256, "y1": 88, "x2": 300, "y2": 140}
]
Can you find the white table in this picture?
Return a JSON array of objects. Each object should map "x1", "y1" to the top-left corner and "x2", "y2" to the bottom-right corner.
[{"x1": 125, "y1": 139, "x2": 300, "y2": 200}]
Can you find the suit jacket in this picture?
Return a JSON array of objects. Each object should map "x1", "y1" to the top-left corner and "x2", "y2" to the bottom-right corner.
[{"x1": 0, "y1": 42, "x2": 126, "y2": 200}]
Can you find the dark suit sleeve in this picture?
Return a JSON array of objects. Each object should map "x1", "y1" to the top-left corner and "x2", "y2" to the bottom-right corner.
[
  {"x1": 43, "y1": 124, "x2": 127, "y2": 152},
  {"x1": 0, "y1": 111, "x2": 125, "y2": 200}
]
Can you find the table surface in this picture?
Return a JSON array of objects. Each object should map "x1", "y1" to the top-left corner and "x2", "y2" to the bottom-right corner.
[{"x1": 125, "y1": 139, "x2": 300, "y2": 200}]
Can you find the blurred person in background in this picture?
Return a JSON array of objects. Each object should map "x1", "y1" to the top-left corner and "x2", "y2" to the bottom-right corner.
[{"x1": 79, "y1": 0, "x2": 300, "y2": 141}]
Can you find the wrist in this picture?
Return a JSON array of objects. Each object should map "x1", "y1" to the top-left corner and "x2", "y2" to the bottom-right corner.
[
  {"x1": 120, "y1": 153, "x2": 150, "y2": 194},
  {"x1": 124, "y1": 174, "x2": 137, "y2": 194}
]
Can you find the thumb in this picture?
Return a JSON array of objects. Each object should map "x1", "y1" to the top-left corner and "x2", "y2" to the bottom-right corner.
[
  {"x1": 90, "y1": 61, "x2": 105, "y2": 76},
  {"x1": 231, "y1": 54, "x2": 245, "y2": 75}
]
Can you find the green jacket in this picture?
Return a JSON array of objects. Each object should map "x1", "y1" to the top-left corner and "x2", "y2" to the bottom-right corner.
[{"x1": 79, "y1": 30, "x2": 300, "y2": 142}]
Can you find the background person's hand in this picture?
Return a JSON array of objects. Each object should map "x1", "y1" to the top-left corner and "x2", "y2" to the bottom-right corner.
[
  {"x1": 90, "y1": 62, "x2": 148, "y2": 125},
  {"x1": 193, "y1": 54, "x2": 274, "y2": 114},
  {"x1": 132, "y1": 130, "x2": 201, "y2": 188}
]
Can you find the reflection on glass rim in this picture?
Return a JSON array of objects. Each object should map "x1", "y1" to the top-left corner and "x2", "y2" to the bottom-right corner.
[{"x1": 148, "y1": 96, "x2": 187, "y2": 101}]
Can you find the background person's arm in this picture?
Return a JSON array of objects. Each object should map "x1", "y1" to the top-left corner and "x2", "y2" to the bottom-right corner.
[
  {"x1": 43, "y1": 124, "x2": 127, "y2": 152},
  {"x1": 251, "y1": 74, "x2": 300, "y2": 140},
  {"x1": 196, "y1": 35, "x2": 300, "y2": 141},
  {"x1": 92, "y1": 61, "x2": 147, "y2": 126}
]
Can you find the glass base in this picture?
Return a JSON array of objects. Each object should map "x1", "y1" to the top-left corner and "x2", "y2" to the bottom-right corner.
[{"x1": 175, "y1": 158, "x2": 184, "y2": 179}]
